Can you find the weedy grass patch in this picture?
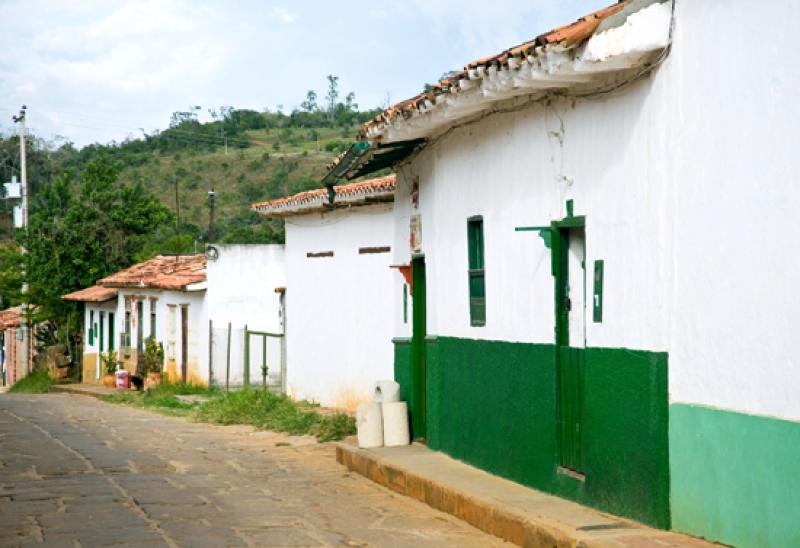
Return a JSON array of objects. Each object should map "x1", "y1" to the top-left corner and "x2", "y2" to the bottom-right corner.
[
  {"x1": 102, "y1": 381, "x2": 219, "y2": 417},
  {"x1": 9, "y1": 369, "x2": 55, "y2": 393},
  {"x1": 103, "y1": 383, "x2": 355, "y2": 441},
  {"x1": 195, "y1": 389, "x2": 355, "y2": 442}
]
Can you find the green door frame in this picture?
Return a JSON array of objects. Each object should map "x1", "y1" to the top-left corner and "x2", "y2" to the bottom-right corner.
[
  {"x1": 411, "y1": 256, "x2": 427, "y2": 440},
  {"x1": 551, "y1": 215, "x2": 586, "y2": 474}
]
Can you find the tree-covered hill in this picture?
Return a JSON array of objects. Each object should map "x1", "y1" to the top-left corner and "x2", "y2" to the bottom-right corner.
[{"x1": 0, "y1": 77, "x2": 386, "y2": 326}]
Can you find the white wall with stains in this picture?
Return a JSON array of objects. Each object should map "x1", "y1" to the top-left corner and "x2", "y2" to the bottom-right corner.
[
  {"x1": 284, "y1": 204, "x2": 395, "y2": 409},
  {"x1": 393, "y1": 0, "x2": 800, "y2": 422}
]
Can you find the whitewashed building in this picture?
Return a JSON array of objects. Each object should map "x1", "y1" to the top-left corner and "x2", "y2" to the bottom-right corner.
[
  {"x1": 62, "y1": 286, "x2": 119, "y2": 383},
  {"x1": 66, "y1": 247, "x2": 287, "y2": 387},
  {"x1": 321, "y1": 1, "x2": 800, "y2": 546},
  {"x1": 97, "y1": 255, "x2": 209, "y2": 384},
  {"x1": 253, "y1": 176, "x2": 396, "y2": 409}
]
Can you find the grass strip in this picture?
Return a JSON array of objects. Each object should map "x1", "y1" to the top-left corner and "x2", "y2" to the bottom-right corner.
[
  {"x1": 102, "y1": 382, "x2": 355, "y2": 441},
  {"x1": 9, "y1": 369, "x2": 54, "y2": 393}
]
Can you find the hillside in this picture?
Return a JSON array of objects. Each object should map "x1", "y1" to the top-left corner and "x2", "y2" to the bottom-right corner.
[{"x1": 109, "y1": 126, "x2": 355, "y2": 247}]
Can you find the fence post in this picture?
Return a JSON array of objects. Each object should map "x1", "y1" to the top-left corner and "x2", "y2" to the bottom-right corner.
[
  {"x1": 225, "y1": 322, "x2": 231, "y2": 392},
  {"x1": 208, "y1": 319, "x2": 213, "y2": 386},
  {"x1": 243, "y1": 324, "x2": 249, "y2": 387},
  {"x1": 261, "y1": 334, "x2": 267, "y2": 391}
]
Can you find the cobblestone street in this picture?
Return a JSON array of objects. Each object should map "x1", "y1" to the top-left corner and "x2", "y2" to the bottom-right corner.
[{"x1": 0, "y1": 394, "x2": 507, "y2": 547}]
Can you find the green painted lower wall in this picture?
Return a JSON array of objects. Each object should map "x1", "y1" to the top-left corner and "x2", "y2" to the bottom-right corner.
[
  {"x1": 670, "y1": 404, "x2": 800, "y2": 548},
  {"x1": 394, "y1": 336, "x2": 670, "y2": 528}
]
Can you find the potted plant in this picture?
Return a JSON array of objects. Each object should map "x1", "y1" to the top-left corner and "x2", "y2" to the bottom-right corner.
[
  {"x1": 100, "y1": 350, "x2": 118, "y2": 388},
  {"x1": 142, "y1": 336, "x2": 165, "y2": 389}
]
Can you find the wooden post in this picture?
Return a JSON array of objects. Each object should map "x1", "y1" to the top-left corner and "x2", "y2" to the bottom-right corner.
[
  {"x1": 225, "y1": 322, "x2": 231, "y2": 392},
  {"x1": 243, "y1": 324, "x2": 249, "y2": 387},
  {"x1": 261, "y1": 334, "x2": 267, "y2": 391}
]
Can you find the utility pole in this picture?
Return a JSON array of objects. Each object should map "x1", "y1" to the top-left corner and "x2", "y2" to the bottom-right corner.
[
  {"x1": 12, "y1": 106, "x2": 29, "y2": 377},
  {"x1": 174, "y1": 174, "x2": 181, "y2": 262},
  {"x1": 207, "y1": 188, "x2": 216, "y2": 243}
]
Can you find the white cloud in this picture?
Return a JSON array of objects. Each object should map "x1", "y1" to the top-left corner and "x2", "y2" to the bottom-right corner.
[{"x1": 271, "y1": 7, "x2": 296, "y2": 24}]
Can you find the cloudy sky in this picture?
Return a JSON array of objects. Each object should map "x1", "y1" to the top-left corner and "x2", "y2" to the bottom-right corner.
[{"x1": 0, "y1": 0, "x2": 610, "y2": 147}]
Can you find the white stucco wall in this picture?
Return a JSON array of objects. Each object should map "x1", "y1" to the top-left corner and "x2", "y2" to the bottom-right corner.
[
  {"x1": 114, "y1": 288, "x2": 208, "y2": 384},
  {"x1": 285, "y1": 204, "x2": 395, "y2": 408},
  {"x1": 394, "y1": 0, "x2": 800, "y2": 422},
  {"x1": 206, "y1": 244, "x2": 286, "y2": 387}
]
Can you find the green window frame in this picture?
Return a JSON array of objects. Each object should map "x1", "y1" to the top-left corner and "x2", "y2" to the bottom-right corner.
[
  {"x1": 150, "y1": 299, "x2": 157, "y2": 338},
  {"x1": 108, "y1": 313, "x2": 115, "y2": 351},
  {"x1": 467, "y1": 216, "x2": 486, "y2": 326},
  {"x1": 88, "y1": 310, "x2": 95, "y2": 345}
]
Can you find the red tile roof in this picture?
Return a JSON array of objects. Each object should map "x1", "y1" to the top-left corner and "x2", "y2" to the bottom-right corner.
[
  {"x1": 0, "y1": 306, "x2": 22, "y2": 329},
  {"x1": 98, "y1": 255, "x2": 206, "y2": 290},
  {"x1": 252, "y1": 174, "x2": 396, "y2": 217},
  {"x1": 62, "y1": 285, "x2": 119, "y2": 303},
  {"x1": 357, "y1": 1, "x2": 629, "y2": 141}
]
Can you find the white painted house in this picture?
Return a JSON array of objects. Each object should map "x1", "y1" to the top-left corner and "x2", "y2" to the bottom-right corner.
[
  {"x1": 97, "y1": 254, "x2": 209, "y2": 384},
  {"x1": 322, "y1": 1, "x2": 800, "y2": 546},
  {"x1": 253, "y1": 176, "x2": 396, "y2": 409},
  {"x1": 66, "y1": 247, "x2": 287, "y2": 388}
]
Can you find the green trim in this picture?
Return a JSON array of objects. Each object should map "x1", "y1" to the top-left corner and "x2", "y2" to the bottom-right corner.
[
  {"x1": 566, "y1": 199, "x2": 574, "y2": 218},
  {"x1": 552, "y1": 215, "x2": 585, "y2": 229},
  {"x1": 400, "y1": 336, "x2": 670, "y2": 528},
  {"x1": 670, "y1": 404, "x2": 800, "y2": 547},
  {"x1": 411, "y1": 257, "x2": 427, "y2": 439},
  {"x1": 467, "y1": 217, "x2": 486, "y2": 326},
  {"x1": 392, "y1": 337, "x2": 411, "y2": 346}
]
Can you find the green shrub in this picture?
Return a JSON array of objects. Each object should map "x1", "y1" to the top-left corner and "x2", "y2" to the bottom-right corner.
[{"x1": 9, "y1": 369, "x2": 54, "y2": 393}]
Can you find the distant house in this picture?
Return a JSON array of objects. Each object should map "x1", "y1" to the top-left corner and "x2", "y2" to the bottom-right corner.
[
  {"x1": 62, "y1": 286, "x2": 119, "y2": 383},
  {"x1": 253, "y1": 175, "x2": 396, "y2": 409},
  {"x1": 319, "y1": 1, "x2": 800, "y2": 546},
  {"x1": 96, "y1": 255, "x2": 207, "y2": 383},
  {"x1": 65, "y1": 246, "x2": 287, "y2": 387},
  {"x1": 0, "y1": 306, "x2": 22, "y2": 386}
]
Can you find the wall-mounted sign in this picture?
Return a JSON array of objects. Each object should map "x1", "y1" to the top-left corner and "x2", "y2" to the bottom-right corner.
[
  {"x1": 410, "y1": 214, "x2": 422, "y2": 254},
  {"x1": 12, "y1": 205, "x2": 23, "y2": 228},
  {"x1": 3, "y1": 181, "x2": 21, "y2": 199}
]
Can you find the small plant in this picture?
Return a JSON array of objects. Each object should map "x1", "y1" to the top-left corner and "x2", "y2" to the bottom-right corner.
[
  {"x1": 101, "y1": 350, "x2": 118, "y2": 375},
  {"x1": 142, "y1": 336, "x2": 165, "y2": 375}
]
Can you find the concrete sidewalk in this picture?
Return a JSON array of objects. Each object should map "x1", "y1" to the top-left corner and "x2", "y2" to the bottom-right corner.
[
  {"x1": 49, "y1": 383, "x2": 120, "y2": 399},
  {"x1": 336, "y1": 442, "x2": 718, "y2": 548}
]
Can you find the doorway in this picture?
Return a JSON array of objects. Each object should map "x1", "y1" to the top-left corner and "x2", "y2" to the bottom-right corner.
[
  {"x1": 553, "y1": 219, "x2": 586, "y2": 474},
  {"x1": 180, "y1": 305, "x2": 188, "y2": 383},
  {"x1": 411, "y1": 257, "x2": 427, "y2": 440}
]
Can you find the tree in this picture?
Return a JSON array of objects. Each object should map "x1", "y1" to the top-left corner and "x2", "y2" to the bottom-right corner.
[
  {"x1": 301, "y1": 90, "x2": 318, "y2": 112},
  {"x1": 326, "y1": 75, "x2": 339, "y2": 121},
  {"x1": 23, "y1": 158, "x2": 172, "y2": 323}
]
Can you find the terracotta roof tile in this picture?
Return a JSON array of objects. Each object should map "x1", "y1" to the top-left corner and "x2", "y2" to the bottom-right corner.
[
  {"x1": 252, "y1": 174, "x2": 396, "y2": 217},
  {"x1": 62, "y1": 285, "x2": 119, "y2": 303},
  {"x1": 357, "y1": 1, "x2": 629, "y2": 140},
  {"x1": 98, "y1": 255, "x2": 206, "y2": 291},
  {"x1": 0, "y1": 306, "x2": 22, "y2": 329}
]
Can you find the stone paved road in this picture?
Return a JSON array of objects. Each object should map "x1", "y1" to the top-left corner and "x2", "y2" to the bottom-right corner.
[{"x1": 0, "y1": 394, "x2": 508, "y2": 547}]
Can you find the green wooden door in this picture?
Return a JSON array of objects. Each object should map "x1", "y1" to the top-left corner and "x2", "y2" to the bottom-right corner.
[
  {"x1": 553, "y1": 220, "x2": 586, "y2": 473},
  {"x1": 411, "y1": 257, "x2": 427, "y2": 440}
]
